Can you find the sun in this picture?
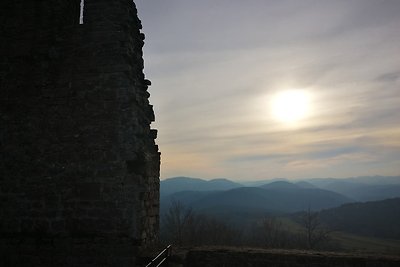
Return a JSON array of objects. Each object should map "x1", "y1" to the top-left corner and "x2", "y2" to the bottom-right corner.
[{"x1": 270, "y1": 89, "x2": 311, "y2": 124}]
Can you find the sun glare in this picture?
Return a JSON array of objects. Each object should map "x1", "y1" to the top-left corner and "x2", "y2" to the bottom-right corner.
[{"x1": 270, "y1": 89, "x2": 311, "y2": 124}]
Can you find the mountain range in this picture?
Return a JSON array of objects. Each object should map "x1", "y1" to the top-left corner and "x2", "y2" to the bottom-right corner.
[
  {"x1": 160, "y1": 176, "x2": 242, "y2": 197},
  {"x1": 309, "y1": 179, "x2": 400, "y2": 202},
  {"x1": 160, "y1": 176, "x2": 400, "y2": 241},
  {"x1": 161, "y1": 176, "x2": 400, "y2": 216}
]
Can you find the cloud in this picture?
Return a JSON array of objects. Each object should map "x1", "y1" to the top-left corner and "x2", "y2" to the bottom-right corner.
[
  {"x1": 226, "y1": 153, "x2": 293, "y2": 163},
  {"x1": 136, "y1": 0, "x2": 400, "y2": 179}
]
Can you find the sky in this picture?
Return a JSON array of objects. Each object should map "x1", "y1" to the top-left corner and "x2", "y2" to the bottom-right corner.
[{"x1": 135, "y1": 0, "x2": 400, "y2": 181}]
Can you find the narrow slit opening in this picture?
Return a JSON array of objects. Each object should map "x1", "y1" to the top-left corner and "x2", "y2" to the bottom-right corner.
[{"x1": 79, "y1": 0, "x2": 85, "y2": 24}]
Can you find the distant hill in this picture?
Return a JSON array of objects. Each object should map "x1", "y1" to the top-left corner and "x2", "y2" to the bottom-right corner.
[
  {"x1": 260, "y1": 181, "x2": 301, "y2": 190},
  {"x1": 240, "y1": 178, "x2": 288, "y2": 187},
  {"x1": 307, "y1": 176, "x2": 400, "y2": 187},
  {"x1": 162, "y1": 182, "x2": 353, "y2": 219},
  {"x1": 160, "y1": 190, "x2": 216, "y2": 213},
  {"x1": 241, "y1": 176, "x2": 400, "y2": 188},
  {"x1": 161, "y1": 176, "x2": 400, "y2": 203},
  {"x1": 347, "y1": 176, "x2": 400, "y2": 185},
  {"x1": 318, "y1": 198, "x2": 400, "y2": 239},
  {"x1": 295, "y1": 181, "x2": 318, "y2": 189},
  {"x1": 309, "y1": 180, "x2": 400, "y2": 202},
  {"x1": 160, "y1": 177, "x2": 242, "y2": 197},
  {"x1": 159, "y1": 176, "x2": 400, "y2": 244}
]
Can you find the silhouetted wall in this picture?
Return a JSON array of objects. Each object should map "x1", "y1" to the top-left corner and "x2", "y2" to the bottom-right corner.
[
  {"x1": 185, "y1": 248, "x2": 400, "y2": 267},
  {"x1": 0, "y1": 0, "x2": 159, "y2": 266}
]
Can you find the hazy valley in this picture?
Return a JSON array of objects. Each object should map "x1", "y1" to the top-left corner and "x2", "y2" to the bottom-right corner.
[{"x1": 160, "y1": 176, "x2": 400, "y2": 254}]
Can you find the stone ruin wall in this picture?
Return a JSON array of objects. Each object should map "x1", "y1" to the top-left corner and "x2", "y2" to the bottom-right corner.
[
  {"x1": 0, "y1": 0, "x2": 160, "y2": 266},
  {"x1": 184, "y1": 248, "x2": 400, "y2": 267}
]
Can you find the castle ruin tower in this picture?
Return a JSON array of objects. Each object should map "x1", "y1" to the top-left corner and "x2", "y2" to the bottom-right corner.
[{"x1": 0, "y1": 0, "x2": 160, "y2": 266}]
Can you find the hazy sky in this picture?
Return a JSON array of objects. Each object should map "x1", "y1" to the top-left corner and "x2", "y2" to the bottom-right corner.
[{"x1": 135, "y1": 0, "x2": 400, "y2": 180}]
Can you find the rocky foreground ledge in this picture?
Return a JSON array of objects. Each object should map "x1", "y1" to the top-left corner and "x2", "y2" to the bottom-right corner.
[{"x1": 164, "y1": 246, "x2": 400, "y2": 267}]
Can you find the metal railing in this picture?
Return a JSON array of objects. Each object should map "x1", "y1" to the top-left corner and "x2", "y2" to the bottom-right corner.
[{"x1": 145, "y1": 245, "x2": 172, "y2": 267}]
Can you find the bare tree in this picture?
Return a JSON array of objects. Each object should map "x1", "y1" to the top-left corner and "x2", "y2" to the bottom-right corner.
[
  {"x1": 195, "y1": 215, "x2": 241, "y2": 246},
  {"x1": 162, "y1": 200, "x2": 194, "y2": 245},
  {"x1": 247, "y1": 217, "x2": 297, "y2": 249},
  {"x1": 300, "y1": 208, "x2": 331, "y2": 249},
  {"x1": 260, "y1": 217, "x2": 286, "y2": 248},
  {"x1": 161, "y1": 200, "x2": 242, "y2": 246}
]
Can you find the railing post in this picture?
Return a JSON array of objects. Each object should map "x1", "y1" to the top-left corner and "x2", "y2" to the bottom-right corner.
[{"x1": 166, "y1": 245, "x2": 171, "y2": 267}]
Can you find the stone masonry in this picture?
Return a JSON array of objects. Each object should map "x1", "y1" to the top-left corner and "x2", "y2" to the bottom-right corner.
[
  {"x1": 185, "y1": 248, "x2": 400, "y2": 267},
  {"x1": 0, "y1": 0, "x2": 160, "y2": 266}
]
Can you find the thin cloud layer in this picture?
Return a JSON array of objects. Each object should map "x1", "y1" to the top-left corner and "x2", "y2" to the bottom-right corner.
[{"x1": 136, "y1": 0, "x2": 400, "y2": 180}]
